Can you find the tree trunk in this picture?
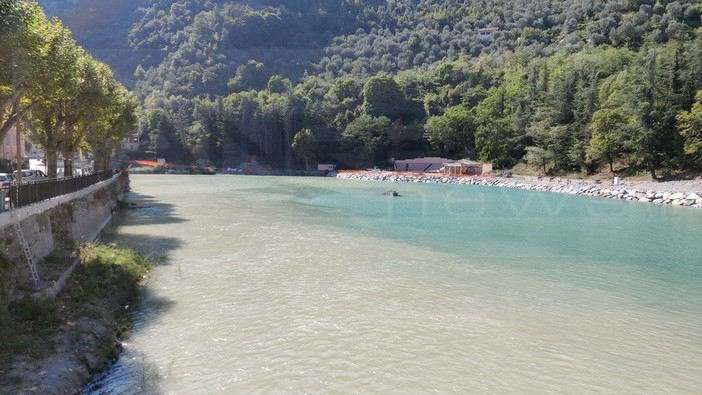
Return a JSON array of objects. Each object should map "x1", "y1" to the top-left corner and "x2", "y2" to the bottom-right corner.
[
  {"x1": 284, "y1": 96, "x2": 294, "y2": 170},
  {"x1": 63, "y1": 122, "x2": 73, "y2": 177},
  {"x1": 608, "y1": 158, "x2": 614, "y2": 173},
  {"x1": 92, "y1": 145, "x2": 107, "y2": 172},
  {"x1": 93, "y1": 150, "x2": 103, "y2": 172},
  {"x1": 647, "y1": 159, "x2": 657, "y2": 180},
  {"x1": 240, "y1": 108, "x2": 248, "y2": 164},
  {"x1": 103, "y1": 153, "x2": 111, "y2": 172},
  {"x1": 41, "y1": 114, "x2": 61, "y2": 178},
  {"x1": 63, "y1": 148, "x2": 72, "y2": 177},
  {"x1": 0, "y1": 88, "x2": 29, "y2": 144},
  {"x1": 46, "y1": 150, "x2": 58, "y2": 178}
]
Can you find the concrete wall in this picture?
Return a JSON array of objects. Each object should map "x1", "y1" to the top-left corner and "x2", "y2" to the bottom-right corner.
[{"x1": 0, "y1": 173, "x2": 128, "y2": 302}]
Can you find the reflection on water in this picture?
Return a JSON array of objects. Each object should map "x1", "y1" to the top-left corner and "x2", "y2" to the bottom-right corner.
[{"x1": 85, "y1": 175, "x2": 702, "y2": 393}]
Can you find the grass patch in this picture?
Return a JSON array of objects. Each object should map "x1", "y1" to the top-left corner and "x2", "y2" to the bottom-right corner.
[
  {"x1": 0, "y1": 298, "x2": 61, "y2": 367},
  {"x1": 0, "y1": 243, "x2": 154, "y2": 374},
  {"x1": 66, "y1": 243, "x2": 153, "y2": 338},
  {"x1": 69, "y1": 244, "x2": 152, "y2": 304}
]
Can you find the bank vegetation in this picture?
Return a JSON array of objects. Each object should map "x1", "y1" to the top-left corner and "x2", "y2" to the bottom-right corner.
[{"x1": 0, "y1": 243, "x2": 154, "y2": 393}]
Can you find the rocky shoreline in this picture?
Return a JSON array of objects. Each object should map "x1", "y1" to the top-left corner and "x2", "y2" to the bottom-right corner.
[
  {"x1": 3, "y1": 317, "x2": 120, "y2": 395},
  {"x1": 336, "y1": 172, "x2": 702, "y2": 209}
]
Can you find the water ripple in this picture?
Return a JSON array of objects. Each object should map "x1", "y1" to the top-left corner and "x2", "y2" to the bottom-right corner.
[{"x1": 86, "y1": 175, "x2": 702, "y2": 394}]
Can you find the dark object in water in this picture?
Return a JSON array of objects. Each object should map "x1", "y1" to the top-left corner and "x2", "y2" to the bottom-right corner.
[
  {"x1": 383, "y1": 190, "x2": 399, "y2": 196},
  {"x1": 119, "y1": 201, "x2": 152, "y2": 209}
]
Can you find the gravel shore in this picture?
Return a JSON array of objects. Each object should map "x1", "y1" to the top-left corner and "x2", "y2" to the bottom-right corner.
[
  {"x1": 336, "y1": 171, "x2": 702, "y2": 209},
  {"x1": 509, "y1": 175, "x2": 702, "y2": 194}
]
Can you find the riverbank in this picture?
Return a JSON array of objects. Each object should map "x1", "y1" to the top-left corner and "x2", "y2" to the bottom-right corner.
[
  {"x1": 336, "y1": 171, "x2": 702, "y2": 208},
  {"x1": 0, "y1": 243, "x2": 154, "y2": 394}
]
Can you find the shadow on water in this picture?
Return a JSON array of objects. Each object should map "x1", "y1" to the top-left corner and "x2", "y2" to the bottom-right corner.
[
  {"x1": 80, "y1": 281, "x2": 178, "y2": 395},
  {"x1": 73, "y1": 233, "x2": 178, "y2": 394},
  {"x1": 88, "y1": 286, "x2": 175, "y2": 394},
  {"x1": 82, "y1": 196, "x2": 187, "y2": 394},
  {"x1": 82, "y1": 351, "x2": 165, "y2": 395},
  {"x1": 81, "y1": 235, "x2": 180, "y2": 394},
  {"x1": 118, "y1": 191, "x2": 187, "y2": 226}
]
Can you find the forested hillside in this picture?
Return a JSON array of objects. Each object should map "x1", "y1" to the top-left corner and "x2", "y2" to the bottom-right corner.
[{"x1": 40, "y1": 0, "x2": 702, "y2": 177}]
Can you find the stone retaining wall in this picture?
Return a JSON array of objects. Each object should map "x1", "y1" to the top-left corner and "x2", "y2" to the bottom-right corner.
[
  {"x1": 0, "y1": 173, "x2": 128, "y2": 303},
  {"x1": 336, "y1": 172, "x2": 702, "y2": 209}
]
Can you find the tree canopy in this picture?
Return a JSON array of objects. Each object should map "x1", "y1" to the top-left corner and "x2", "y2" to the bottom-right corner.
[{"x1": 2, "y1": 0, "x2": 138, "y2": 176}]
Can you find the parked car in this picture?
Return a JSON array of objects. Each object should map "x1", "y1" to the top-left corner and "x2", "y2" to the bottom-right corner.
[
  {"x1": 12, "y1": 169, "x2": 47, "y2": 182},
  {"x1": 0, "y1": 173, "x2": 15, "y2": 191}
]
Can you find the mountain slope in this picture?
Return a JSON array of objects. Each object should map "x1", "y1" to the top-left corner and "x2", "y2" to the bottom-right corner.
[
  {"x1": 38, "y1": 0, "x2": 702, "y2": 175},
  {"x1": 42, "y1": 0, "x2": 701, "y2": 95}
]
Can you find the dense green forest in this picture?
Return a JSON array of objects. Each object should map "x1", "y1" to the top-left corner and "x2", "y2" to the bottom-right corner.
[{"x1": 40, "y1": 0, "x2": 702, "y2": 177}]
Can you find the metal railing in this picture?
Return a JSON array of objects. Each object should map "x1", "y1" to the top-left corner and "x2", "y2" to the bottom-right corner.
[{"x1": 6, "y1": 170, "x2": 115, "y2": 209}]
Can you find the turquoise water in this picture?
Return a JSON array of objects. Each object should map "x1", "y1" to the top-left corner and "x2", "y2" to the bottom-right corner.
[
  {"x1": 86, "y1": 175, "x2": 702, "y2": 393},
  {"x1": 273, "y1": 176, "x2": 702, "y2": 310}
]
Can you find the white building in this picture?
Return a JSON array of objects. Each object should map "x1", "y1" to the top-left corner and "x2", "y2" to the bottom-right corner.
[
  {"x1": 477, "y1": 27, "x2": 499, "y2": 41},
  {"x1": 442, "y1": 160, "x2": 493, "y2": 176},
  {"x1": 1, "y1": 126, "x2": 25, "y2": 163},
  {"x1": 317, "y1": 164, "x2": 336, "y2": 172}
]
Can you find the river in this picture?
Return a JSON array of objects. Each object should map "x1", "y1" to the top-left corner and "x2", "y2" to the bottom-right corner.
[{"x1": 85, "y1": 174, "x2": 702, "y2": 393}]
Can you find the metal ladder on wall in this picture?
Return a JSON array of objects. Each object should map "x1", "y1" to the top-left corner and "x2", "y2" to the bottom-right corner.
[{"x1": 7, "y1": 196, "x2": 40, "y2": 287}]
